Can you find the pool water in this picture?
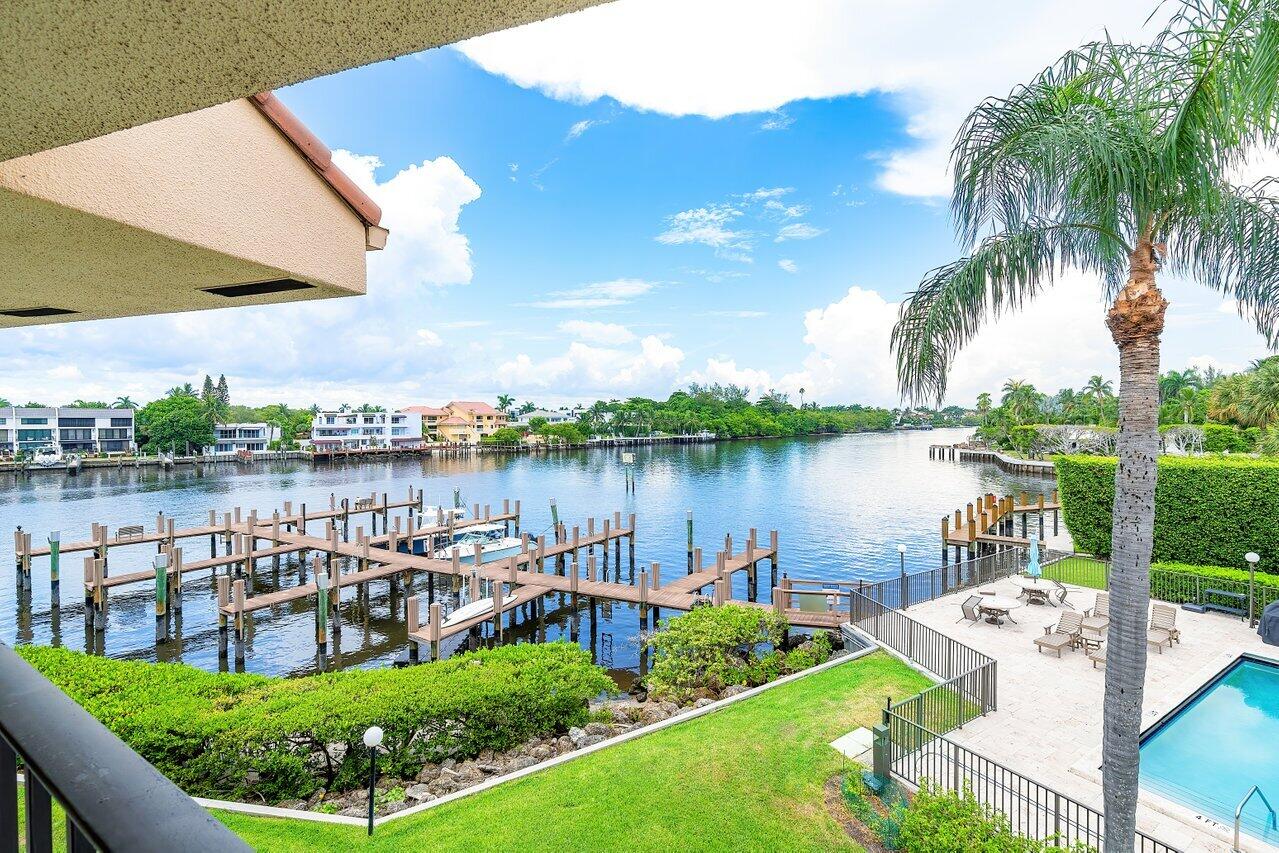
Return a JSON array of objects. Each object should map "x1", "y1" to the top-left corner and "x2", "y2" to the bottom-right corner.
[{"x1": 1141, "y1": 656, "x2": 1279, "y2": 843}]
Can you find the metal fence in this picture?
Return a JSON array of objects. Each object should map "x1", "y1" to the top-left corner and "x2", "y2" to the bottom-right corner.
[
  {"x1": 855, "y1": 546, "x2": 1027, "y2": 610},
  {"x1": 1042, "y1": 553, "x2": 1279, "y2": 623},
  {"x1": 882, "y1": 715, "x2": 1180, "y2": 853}
]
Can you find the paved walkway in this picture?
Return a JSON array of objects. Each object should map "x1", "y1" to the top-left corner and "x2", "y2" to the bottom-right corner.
[{"x1": 905, "y1": 577, "x2": 1271, "y2": 852}]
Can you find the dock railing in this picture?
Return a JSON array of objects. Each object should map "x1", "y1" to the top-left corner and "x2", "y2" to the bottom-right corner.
[
  {"x1": 1, "y1": 643, "x2": 248, "y2": 852},
  {"x1": 856, "y1": 546, "x2": 1026, "y2": 611}
]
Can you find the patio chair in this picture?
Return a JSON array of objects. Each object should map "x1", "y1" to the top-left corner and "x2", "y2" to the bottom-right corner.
[
  {"x1": 1089, "y1": 644, "x2": 1106, "y2": 669},
  {"x1": 1051, "y1": 579, "x2": 1073, "y2": 608},
  {"x1": 956, "y1": 595, "x2": 983, "y2": 626},
  {"x1": 1034, "y1": 611, "x2": 1083, "y2": 657},
  {"x1": 1148, "y1": 603, "x2": 1179, "y2": 651},
  {"x1": 1082, "y1": 592, "x2": 1110, "y2": 635}
]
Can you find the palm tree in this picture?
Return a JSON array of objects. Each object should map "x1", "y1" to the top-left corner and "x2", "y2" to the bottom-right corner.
[
  {"x1": 1174, "y1": 386, "x2": 1199, "y2": 424},
  {"x1": 798, "y1": 387, "x2": 806, "y2": 409},
  {"x1": 1157, "y1": 368, "x2": 1202, "y2": 403},
  {"x1": 1000, "y1": 379, "x2": 1040, "y2": 424},
  {"x1": 166, "y1": 383, "x2": 195, "y2": 398},
  {"x1": 112, "y1": 396, "x2": 137, "y2": 410},
  {"x1": 891, "y1": 5, "x2": 1279, "y2": 845},
  {"x1": 496, "y1": 394, "x2": 514, "y2": 415},
  {"x1": 1238, "y1": 358, "x2": 1279, "y2": 426}
]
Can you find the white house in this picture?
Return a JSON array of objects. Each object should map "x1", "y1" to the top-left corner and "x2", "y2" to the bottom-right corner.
[
  {"x1": 212, "y1": 422, "x2": 281, "y2": 454},
  {"x1": 512, "y1": 408, "x2": 576, "y2": 428},
  {"x1": 310, "y1": 409, "x2": 422, "y2": 449},
  {"x1": 0, "y1": 407, "x2": 135, "y2": 456}
]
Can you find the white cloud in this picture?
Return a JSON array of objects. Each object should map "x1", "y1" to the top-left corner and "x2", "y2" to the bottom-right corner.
[
  {"x1": 495, "y1": 335, "x2": 683, "y2": 396},
  {"x1": 656, "y1": 204, "x2": 753, "y2": 262},
  {"x1": 742, "y1": 187, "x2": 792, "y2": 201},
  {"x1": 775, "y1": 223, "x2": 825, "y2": 242},
  {"x1": 759, "y1": 111, "x2": 794, "y2": 131},
  {"x1": 558, "y1": 320, "x2": 637, "y2": 344},
  {"x1": 709, "y1": 309, "x2": 767, "y2": 318},
  {"x1": 416, "y1": 329, "x2": 444, "y2": 347},
  {"x1": 526, "y1": 278, "x2": 657, "y2": 309},
  {"x1": 765, "y1": 200, "x2": 808, "y2": 219},
  {"x1": 565, "y1": 118, "x2": 607, "y2": 141},
  {"x1": 332, "y1": 151, "x2": 482, "y2": 293},
  {"x1": 778, "y1": 259, "x2": 798, "y2": 274},
  {"x1": 457, "y1": 0, "x2": 1160, "y2": 198}
]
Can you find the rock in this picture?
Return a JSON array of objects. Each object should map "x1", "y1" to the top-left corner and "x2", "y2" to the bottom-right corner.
[
  {"x1": 721, "y1": 684, "x2": 749, "y2": 699},
  {"x1": 416, "y1": 766, "x2": 439, "y2": 783},
  {"x1": 456, "y1": 761, "x2": 482, "y2": 782},
  {"x1": 379, "y1": 801, "x2": 409, "y2": 816},
  {"x1": 508, "y1": 755, "x2": 538, "y2": 771},
  {"x1": 693, "y1": 697, "x2": 715, "y2": 709},
  {"x1": 556, "y1": 736, "x2": 573, "y2": 752},
  {"x1": 658, "y1": 701, "x2": 680, "y2": 717},
  {"x1": 689, "y1": 687, "x2": 717, "y2": 703},
  {"x1": 477, "y1": 762, "x2": 502, "y2": 774},
  {"x1": 568, "y1": 726, "x2": 587, "y2": 746},
  {"x1": 440, "y1": 757, "x2": 456, "y2": 770},
  {"x1": 642, "y1": 707, "x2": 669, "y2": 724},
  {"x1": 338, "y1": 805, "x2": 366, "y2": 818},
  {"x1": 830, "y1": 648, "x2": 850, "y2": 659},
  {"x1": 478, "y1": 749, "x2": 495, "y2": 763},
  {"x1": 405, "y1": 783, "x2": 433, "y2": 801},
  {"x1": 276, "y1": 799, "x2": 306, "y2": 811},
  {"x1": 579, "y1": 734, "x2": 605, "y2": 748},
  {"x1": 530, "y1": 745, "x2": 552, "y2": 761},
  {"x1": 584, "y1": 721, "x2": 611, "y2": 737}
]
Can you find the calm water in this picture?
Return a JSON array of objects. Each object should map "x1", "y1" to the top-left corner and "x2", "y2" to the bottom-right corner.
[
  {"x1": 1, "y1": 428, "x2": 1047, "y2": 683},
  {"x1": 1141, "y1": 657, "x2": 1279, "y2": 844}
]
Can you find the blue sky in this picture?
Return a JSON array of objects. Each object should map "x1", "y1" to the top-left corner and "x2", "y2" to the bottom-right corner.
[{"x1": 4, "y1": 0, "x2": 1274, "y2": 409}]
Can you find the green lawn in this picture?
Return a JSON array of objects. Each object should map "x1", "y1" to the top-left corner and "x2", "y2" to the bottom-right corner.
[
  {"x1": 217, "y1": 651, "x2": 929, "y2": 852},
  {"x1": 1042, "y1": 555, "x2": 1108, "y2": 590}
]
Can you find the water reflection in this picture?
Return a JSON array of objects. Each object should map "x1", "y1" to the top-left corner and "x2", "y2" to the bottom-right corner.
[{"x1": 2, "y1": 429, "x2": 1048, "y2": 680}]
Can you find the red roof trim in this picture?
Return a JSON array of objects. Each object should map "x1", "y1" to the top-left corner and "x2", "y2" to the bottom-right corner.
[{"x1": 249, "y1": 91, "x2": 382, "y2": 228}]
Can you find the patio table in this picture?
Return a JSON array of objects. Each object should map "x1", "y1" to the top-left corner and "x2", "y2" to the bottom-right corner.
[
  {"x1": 1010, "y1": 575, "x2": 1056, "y2": 605},
  {"x1": 977, "y1": 595, "x2": 1023, "y2": 626}
]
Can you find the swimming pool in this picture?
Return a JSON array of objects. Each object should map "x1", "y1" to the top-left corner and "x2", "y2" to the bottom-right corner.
[{"x1": 1141, "y1": 655, "x2": 1279, "y2": 844}]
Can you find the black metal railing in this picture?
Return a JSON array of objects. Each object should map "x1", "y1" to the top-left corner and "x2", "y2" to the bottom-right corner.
[
  {"x1": 856, "y1": 546, "x2": 1027, "y2": 610},
  {"x1": 1, "y1": 643, "x2": 249, "y2": 852},
  {"x1": 882, "y1": 715, "x2": 1180, "y2": 853}
]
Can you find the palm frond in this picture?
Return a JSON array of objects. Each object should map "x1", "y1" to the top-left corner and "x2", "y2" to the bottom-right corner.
[
  {"x1": 1167, "y1": 178, "x2": 1279, "y2": 345},
  {"x1": 891, "y1": 222, "x2": 1124, "y2": 404}
]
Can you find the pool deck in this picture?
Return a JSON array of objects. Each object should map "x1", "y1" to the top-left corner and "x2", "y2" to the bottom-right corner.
[{"x1": 905, "y1": 577, "x2": 1274, "y2": 852}]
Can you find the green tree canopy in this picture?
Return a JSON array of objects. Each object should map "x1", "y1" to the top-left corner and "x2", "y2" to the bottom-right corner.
[{"x1": 137, "y1": 395, "x2": 214, "y2": 453}]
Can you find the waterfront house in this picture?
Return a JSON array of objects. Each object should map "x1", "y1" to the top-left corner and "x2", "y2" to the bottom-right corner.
[
  {"x1": 309, "y1": 409, "x2": 422, "y2": 450},
  {"x1": 406, "y1": 402, "x2": 508, "y2": 444},
  {"x1": 212, "y1": 422, "x2": 281, "y2": 454},
  {"x1": 511, "y1": 408, "x2": 575, "y2": 428},
  {"x1": 402, "y1": 406, "x2": 449, "y2": 440},
  {"x1": 0, "y1": 406, "x2": 134, "y2": 456}
]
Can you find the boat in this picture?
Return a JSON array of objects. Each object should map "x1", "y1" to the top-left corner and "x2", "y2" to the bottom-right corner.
[
  {"x1": 433, "y1": 523, "x2": 522, "y2": 563},
  {"x1": 441, "y1": 595, "x2": 495, "y2": 628},
  {"x1": 32, "y1": 445, "x2": 63, "y2": 468},
  {"x1": 422, "y1": 505, "x2": 467, "y2": 523}
]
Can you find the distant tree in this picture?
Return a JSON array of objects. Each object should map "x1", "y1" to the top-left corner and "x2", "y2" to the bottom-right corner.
[
  {"x1": 136, "y1": 395, "x2": 214, "y2": 453},
  {"x1": 215, "y1": 375, "x2": 230, "y2": 408},
  {"x1": 528, "y1": 416, "x2": 548, "y2": 432},
  {"x1": 22, "y1": 402, "x2": 46, "y2": 408},
  {"x1": 798, "y1": 387, "x2": 806, "y2": 409},
  {"x1": 112, "y1": 396, "x2": 137, "y2": 410},
  {"x1": 519, "y1": 401, "x2": 537, "y2": 415},
  {"x1": 201, "y1": 375, "x2": 215, "y2": 405},
  {"x1": 167, "y1": 383, "x2": 196, "y2": 398},
  {"x1": 497, "y1": 394, "x2": 515, "y2": 414},
  {"x1": 66, "y1": 400, "x2": 110, "y2": 408},
  {"x1": 0, "y1": 397, "x2": 10, "y2": 407},
  {"x1": 355, "y1": 403, "x2": 386, "y2": 413}
]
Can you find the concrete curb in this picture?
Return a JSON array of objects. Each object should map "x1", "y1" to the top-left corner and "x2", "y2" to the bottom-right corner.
[{"x1": 199, "y1": 642, "x2": 881, "y2": 827}]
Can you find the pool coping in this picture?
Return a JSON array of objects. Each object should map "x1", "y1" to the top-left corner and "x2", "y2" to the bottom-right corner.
[
  {"x1": 1067, "y1": 643, "x2": 1279, "y2": 851},
  {"x1": 195, "y1": 640, "x2": 884, "y2": 828}
]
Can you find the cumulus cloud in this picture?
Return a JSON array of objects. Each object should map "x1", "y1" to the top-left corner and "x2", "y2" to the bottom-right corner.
[
  {"x1": 778, "y1": 259, "x2": 798, "y2": 274},
  {"x1": 417, "y1": 329, "x2": 444, "y2": 347},
  {"x1": 558, "y1": 320, "x2": 637, "y2": 344},
  {"x1": 458, "y1": 0, "x2": 1160, "y2": 198},
  {"x1": 656, "y1": 205, "x2": 752, "y2": 262},
  {"x1": 682, "y1": 358, "x2": 775, "y2": 398},
  {"x1": 495, "y1": 336, "x2": 683, "y2": 396}
]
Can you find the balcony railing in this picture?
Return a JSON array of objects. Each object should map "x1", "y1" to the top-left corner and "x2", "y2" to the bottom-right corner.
[{"x1": 1, "y1": 643, "x2": 248, "y2": 852}]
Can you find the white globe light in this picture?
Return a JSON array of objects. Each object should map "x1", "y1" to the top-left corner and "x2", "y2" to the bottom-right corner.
[
  {"x1": 363, "y1": 726, "x2": 384, "y2": 749},
  {"x1": 1246, "y1": 552, "x2": 1261, "y2": 565},
  {"x1": 898, "y1": 544, "x2": 908, "y2": 554}
]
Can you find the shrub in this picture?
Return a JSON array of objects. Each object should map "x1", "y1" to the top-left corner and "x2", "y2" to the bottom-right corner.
[
  {"x1": 1054, "y1": 454, "x2": 1279, "y2": 567},
  {"x1": 644, "y1": 604, "x2": 788, "y2": 701},
  {"x1": 481, "y1": 427, "x2": 524, "y2": 444},
  {"x1": 897, "y1": 783, "x2": 1091, "y2": 853},
  {"x1": 17, "y1": 642, "x2": 612, "y2": 802},
  {"x1": 1202, "y1": 422, "x2": 1249, "y2": 453}
]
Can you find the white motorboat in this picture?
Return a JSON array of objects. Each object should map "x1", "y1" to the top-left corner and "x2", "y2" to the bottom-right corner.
[
  {"x1": 32, "y1": 445, "x2": 63, "y2": 468},
  {"x1": 433, "y1": 523, "x2": 522, "y2": 563}
]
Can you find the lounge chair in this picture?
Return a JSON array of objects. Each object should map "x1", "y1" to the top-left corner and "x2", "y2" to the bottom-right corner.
[
  {"x1": 1089, "y1": 644, "x2": 1106, "y2": 668},
  {"x1": 1034, "y1": 611, "x2": 1084, "y2": 657},
  {"x1": 1148, "y1": 603, "x2": 1179, "y2": 651},
  {"x1": 1082, "y1": 592, "x2": 1110, "y2": 636},
  {"x1": 957, "y1": 595, "x2": 983, "y2": 626}
]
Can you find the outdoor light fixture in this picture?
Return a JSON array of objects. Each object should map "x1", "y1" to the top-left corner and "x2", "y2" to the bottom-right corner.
[
  {"x1": 1247, "y1": 553, "x2": 1261, "y2": 628},
  {"x1": 898, "y1": 544, "x2": 907, "y2": 575},
  {"x1": 363, "y1": 725, "x2": 383, "y2": 835}
]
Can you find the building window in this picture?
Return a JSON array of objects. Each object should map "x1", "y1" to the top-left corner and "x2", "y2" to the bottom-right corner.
[
  {"x1": 58, "y1": 417, "x2": 94, "y2": 427},
  {"x1": 98, "y1": 428, "x2": 130, "y2": 440},
  {"x1": 20, "y1": 418, "x2": 47, "y2": 425},
  {"x1": 110, "y1": 417, "x2": 131, "y2": 427},
  {"x1": 60, "y1": 429, "x2": 93, "y2": 442},
  {"x1": 17, "y1": 429, "x2": 52, "y2": 442}
]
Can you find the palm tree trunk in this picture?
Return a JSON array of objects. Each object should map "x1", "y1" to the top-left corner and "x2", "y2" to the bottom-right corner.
[{"x1": 1101, "y1": 240, "x2": 1167, "y2": 851}]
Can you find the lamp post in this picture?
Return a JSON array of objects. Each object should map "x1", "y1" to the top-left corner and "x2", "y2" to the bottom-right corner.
[
  {"x1": 363, "y1": 725, "x2": 383, "y2": 835},
  {"x1": 898, "y1": 544, "x2": 908, "y2": 608},
  {"x1": 1246, "y1": 552, "x2": 1260, "y2": 628},
  {"x1": 898, "y1": 544, "x2": 907, "y2": 574}
]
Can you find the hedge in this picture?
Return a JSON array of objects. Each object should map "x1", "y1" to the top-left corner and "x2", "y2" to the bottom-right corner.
[
  {"x1": 1054, "y1": 454, "x2": 1279, "y2": 568},
  {"x1": 17, "y1": 642, "x2": 612, "y2": 802}
]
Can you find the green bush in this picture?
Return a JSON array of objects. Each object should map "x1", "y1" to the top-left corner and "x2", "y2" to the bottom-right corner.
[
  {"x1": 1007, "y1": 425, "x2": 1040, "y2": 454},
  {"x1": 1201, "y1": 423, "x2": 1249, "y2": 453},
  {"x1": 481, "y1": 427, "x2": 524, "y2": 444},
  {"x1": 645, "y1": 604, "x2": 789, "y2": 702},
  {"x1": 897, "y1": 783, "x2": 1091, "y2": 853},
  {"x1": 1054, "y1": 454, "x2": 1279, "y2": 567},
  {"x1": 17, "y1": 642, "x2": 612, "y2": 802}
]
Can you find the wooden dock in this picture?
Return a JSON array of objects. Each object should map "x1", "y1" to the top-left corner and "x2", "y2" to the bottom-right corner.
[
  {"x1": 12, "y1": 486, "x2": 854, "y2": 670},
  {"x1": 939, "y1": 490, "x2": 1060, "y2": 564}
]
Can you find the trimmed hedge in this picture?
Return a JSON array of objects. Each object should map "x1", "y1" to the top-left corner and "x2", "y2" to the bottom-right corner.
[
  {"x1": 1054, "y1": 454, "x2": 1279, "y2": 568},
  {"x1": 18, "y1": 642, "x2": 612, "y2": 802}
]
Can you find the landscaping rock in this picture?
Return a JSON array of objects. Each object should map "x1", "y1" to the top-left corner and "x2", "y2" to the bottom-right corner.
[
  {"x1": 440, "y1": 757, "x2": 456, "y2": 770},
  {"x1": 579, "y1": 734, "x2": 605, "y2": 748},
  {"x1": 693, "y1": 697, "x2": 715, "y2": 709},
  {"x1": 416, "y1": 766, "x2": 439, "y2": 783},
  {"x1": 405, "y1": 783, "x2": 433, "y2": 801},
  {"x1": 477, "y1": 763, "x2": 502, "y2": 775},
  {"x1": 530, "y1": 744, "x2": 553, "y2": 761},
  {"x1": 556, "y1": 735, "x2": 573, "y2": 752},
  {"x1": 658, "y1": 701, "x2": 680, "y2": 717},
  {"x1": 584, "y1": 721, "x2": 612, "y2": 737},
  {"x1": 338, "y1": 805, "x2": 366, "y2": 818},
  {"x1": 276, "y1": 800, "x2": 306, "y2": 811},
  {"x1": 568, "y1": 726, "x2": 587, "y2": 746},
  {"x1": 721, "y1": 684, "x2": 749, "y2": 699},
  {"x1": 509, "y1": 755, "x2": 538, "y2": 772}
]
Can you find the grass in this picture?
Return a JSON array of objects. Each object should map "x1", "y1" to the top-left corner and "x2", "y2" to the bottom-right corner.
[
  {"x1": 15, "y1": 785, "x2": 68, "y2": 851},
  {"x1": 216, "y1": 651, "x2": 930, "y2": 852},
  {"x1": 1041, "y1": 556, "x2": 1107, "y2": 590}
]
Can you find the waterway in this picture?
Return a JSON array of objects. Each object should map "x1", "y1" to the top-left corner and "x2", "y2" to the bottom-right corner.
[{"x1": 0, "y1": 428, "x2": 1049, "y2": 684}]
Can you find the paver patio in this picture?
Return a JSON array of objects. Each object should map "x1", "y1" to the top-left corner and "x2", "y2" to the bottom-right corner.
[{"x1": 904, "y1": 576, "x2": 1272, "y2": 852}]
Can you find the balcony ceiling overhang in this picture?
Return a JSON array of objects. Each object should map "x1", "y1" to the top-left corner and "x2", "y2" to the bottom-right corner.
[{"x1": 0, "y1": 0, "x2": 606, "y2": 161}]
